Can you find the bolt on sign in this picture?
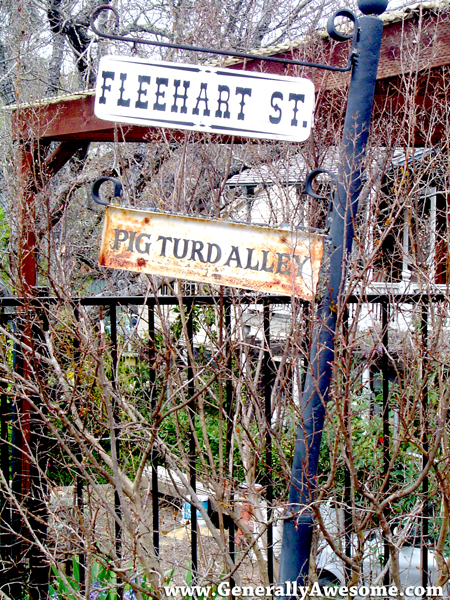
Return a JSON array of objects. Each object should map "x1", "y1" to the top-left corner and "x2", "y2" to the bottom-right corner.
[
  {"x1": 99, "y1": 206, "x2": 324, "y2": 299},
  {"x1": 95, "y1": 56, "x2": 315, "y2": 142}
]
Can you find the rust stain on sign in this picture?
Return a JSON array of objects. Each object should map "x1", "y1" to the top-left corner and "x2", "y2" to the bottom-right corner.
[{"x1": 99, "y1": 206, "x2": 324, "y2": 300}]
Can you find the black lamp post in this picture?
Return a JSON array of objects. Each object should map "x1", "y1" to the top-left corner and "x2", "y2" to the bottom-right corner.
[{"x1": 278, "y1": 0, "x2": 389, "y2": 596}]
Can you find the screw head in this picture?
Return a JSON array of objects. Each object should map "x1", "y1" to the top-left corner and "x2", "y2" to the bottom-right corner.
[{"x1": 357, "y1": 0, "x2": 389, "y2": 15}]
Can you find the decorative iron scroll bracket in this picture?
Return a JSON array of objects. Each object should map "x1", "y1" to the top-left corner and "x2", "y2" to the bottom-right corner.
[
  {"x1": 305, "y1": 168, "x2": 337, "y2": 230},
  {"x1": 90, "y1": 5, "x2": 359, "y2": 73},
  {"x1": 91, "y1": 176, "x2": 123, "y2": 206},
  {"x1": 304, "y1": 168, "x2": 337, "y2": 201},
  {"x1": 90, "y1": 176, "x2": 326, "y2": 234}
]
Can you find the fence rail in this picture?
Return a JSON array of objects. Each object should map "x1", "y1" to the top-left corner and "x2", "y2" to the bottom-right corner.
[{"x1": 0, "y1": 292, "x2": 440, "y2": 598}]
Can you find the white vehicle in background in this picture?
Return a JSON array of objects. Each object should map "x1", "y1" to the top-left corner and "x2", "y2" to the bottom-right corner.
[{"x1": 315, "y1": 513, "x2": 447, "y2": 598}]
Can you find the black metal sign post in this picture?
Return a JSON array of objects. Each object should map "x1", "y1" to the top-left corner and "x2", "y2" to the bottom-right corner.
[{"x1": 278, "y1": 0, "x2": 388, "y2": 596}]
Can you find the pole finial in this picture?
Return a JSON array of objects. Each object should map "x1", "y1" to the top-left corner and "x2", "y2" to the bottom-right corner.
[{"x1": 357, "y1": 0, "x2": 388, "y2": 15}]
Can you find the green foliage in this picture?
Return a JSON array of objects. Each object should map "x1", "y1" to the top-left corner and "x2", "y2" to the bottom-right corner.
[
  {"x1": 50, "y1": 560, "x2": 150, "y2": 599},
  {"x1": 318, "y1": 370, "x2": 446, "y2": 533},
  {"x1": 49, "y1": 558, "x2": 83, "y2": 599},
  {"x1": 0, "y1": 205, "x2": 11, "y2": 286},
  {"x1": 171, "y1": 305, "x2": 201, "y2": 340}
]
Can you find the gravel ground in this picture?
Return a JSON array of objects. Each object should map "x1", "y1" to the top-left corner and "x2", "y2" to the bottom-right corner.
[{"x1": 49, "y1": 485, "x2": 270, "y2": 593}]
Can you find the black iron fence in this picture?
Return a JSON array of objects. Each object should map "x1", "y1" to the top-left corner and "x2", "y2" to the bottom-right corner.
[{"x1": 0, "y1": 292, "x2": 443, "y2": 598}]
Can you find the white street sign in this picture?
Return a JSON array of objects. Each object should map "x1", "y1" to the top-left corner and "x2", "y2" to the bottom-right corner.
[{"x1": 95, "y1": 55, "x2": 315, "y2": 142}]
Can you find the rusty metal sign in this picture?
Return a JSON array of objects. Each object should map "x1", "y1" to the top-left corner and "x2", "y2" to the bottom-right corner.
[
  {"x1": 99, "y1": 206, "x2": 323, "y2": 299},
  {"x1": 95, "y1": 56, "x2": 315, "y2": 142}
]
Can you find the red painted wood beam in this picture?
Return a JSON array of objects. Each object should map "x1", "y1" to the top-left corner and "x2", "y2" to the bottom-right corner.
[{"x1": 9, "y1": 10, "x2": 450, "y2": 145}]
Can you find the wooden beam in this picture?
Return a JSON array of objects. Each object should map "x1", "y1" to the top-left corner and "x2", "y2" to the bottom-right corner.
[
  {"x1": 13, "y1": 96, "x2": 123, "y2": 142},
  {"x1": 11, "y1": 95, "x2": 237, "y2": 143},
  {"x1": 10, "y1": 9, "x2": 450, "y2": 146},
  {"x1": 44, "y1": 141, "x2": 88, "y2": 176}
]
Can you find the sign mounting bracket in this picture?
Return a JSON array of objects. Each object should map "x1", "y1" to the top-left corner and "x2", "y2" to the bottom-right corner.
[{"x1": 90, "y1": 5, "x2": 358, "y2": 73}]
